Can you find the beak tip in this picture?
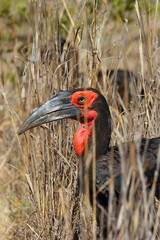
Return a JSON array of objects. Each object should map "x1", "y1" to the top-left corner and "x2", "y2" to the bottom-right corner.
[
  {"x1": 18, "y1": 124, "x2": 27, "y2": 135},
  {"x1": 17, "y1": 128, "x2": 24, "y2": 135}
]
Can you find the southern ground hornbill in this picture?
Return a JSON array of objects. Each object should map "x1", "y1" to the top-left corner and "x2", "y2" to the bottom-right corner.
[{"x1": 18, "y1": 88, "x2": 160, "y2": 236}]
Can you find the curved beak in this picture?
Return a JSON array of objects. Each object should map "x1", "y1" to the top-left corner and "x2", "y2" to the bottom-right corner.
[{"x1": 18, "y1": 90, "x2": 82, "y2": 135}]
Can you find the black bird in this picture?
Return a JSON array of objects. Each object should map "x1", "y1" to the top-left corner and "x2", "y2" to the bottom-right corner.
[{"x1": 18, "y1": 88, "x2": 160, "y2": 236}]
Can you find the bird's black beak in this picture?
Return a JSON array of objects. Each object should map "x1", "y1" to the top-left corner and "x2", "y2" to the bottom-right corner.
[{"x1": 18, "y1": 91, "x2": 82, "y2": 135}]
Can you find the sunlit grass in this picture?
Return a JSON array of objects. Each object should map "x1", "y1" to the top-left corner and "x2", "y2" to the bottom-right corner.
[{"x1": 0, "y1": 0, "x2": 160, "y2": 239}]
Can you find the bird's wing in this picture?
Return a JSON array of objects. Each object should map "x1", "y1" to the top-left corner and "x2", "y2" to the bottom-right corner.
[
  {"x1": 140, "y1": 137, "x2": 160, "y2": 184},
  {"x1": 96, "y1": 146, "x2": 121, "y2": 196},
  {"x1": 96, "y1": 137, "x2": 160, "y2": 198}
]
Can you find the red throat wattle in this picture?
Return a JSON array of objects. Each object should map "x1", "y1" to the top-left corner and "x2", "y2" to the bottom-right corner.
[
  {"x1": 69, "y1": 90, "x2": 98, "y2": 156},
  {"x1": 73, "y1": 110, "x2": 97, "y2": 156}
]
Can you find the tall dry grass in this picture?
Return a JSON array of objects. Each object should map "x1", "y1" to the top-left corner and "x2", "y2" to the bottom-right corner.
[{"x1": 0, "y1": 0, "x2": 160, "y2": 239}]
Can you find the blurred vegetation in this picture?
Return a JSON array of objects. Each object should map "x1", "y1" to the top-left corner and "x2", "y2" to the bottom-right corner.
[
  {"x1": 0, "y1": 0, "x2": 160, "y2": 239},
  {"x1": 0, "y1": 0, "x2": 29, "y2": 18},
  {"x1": 0, "y1": 0, "x2": 137, "y2": 86}
]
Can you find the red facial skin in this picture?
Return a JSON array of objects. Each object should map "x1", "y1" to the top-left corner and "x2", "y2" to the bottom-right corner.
[{"x1": 69, "y1": 91, "x2": 98, "y2": 156}]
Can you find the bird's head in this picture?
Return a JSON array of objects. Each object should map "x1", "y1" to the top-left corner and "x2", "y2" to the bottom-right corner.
[{"x1": 18, "y1": 88, "x2": 111, "y2": 157}]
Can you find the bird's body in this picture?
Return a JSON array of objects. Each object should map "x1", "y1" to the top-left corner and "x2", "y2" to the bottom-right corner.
[
  {"x1": 18, "y1": 88, "x2": 160, "y2": 237},
  {"x1": 96, "y1": 137, "x2": 160, "y2": 196}
]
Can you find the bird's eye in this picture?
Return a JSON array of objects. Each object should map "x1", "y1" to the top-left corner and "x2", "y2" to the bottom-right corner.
[{"x1": 78, "y1": 96, "x2": 85, "y2": 105}]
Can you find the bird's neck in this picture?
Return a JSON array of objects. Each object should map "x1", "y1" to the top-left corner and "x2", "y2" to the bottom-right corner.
[
  {"x1": 74, "y1": 108, "x2": 112, "y2": 195},
  {"x1": 93, "y1": 110, "x2": 111, "y2": 158},
  {"x1": 73, "y1": 109, "x2": 112, "y2": 159}
]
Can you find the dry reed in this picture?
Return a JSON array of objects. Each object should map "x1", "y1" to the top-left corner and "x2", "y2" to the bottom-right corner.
[{"x1": 0, "y1": 0, "x2": 160, "y2": 239}]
